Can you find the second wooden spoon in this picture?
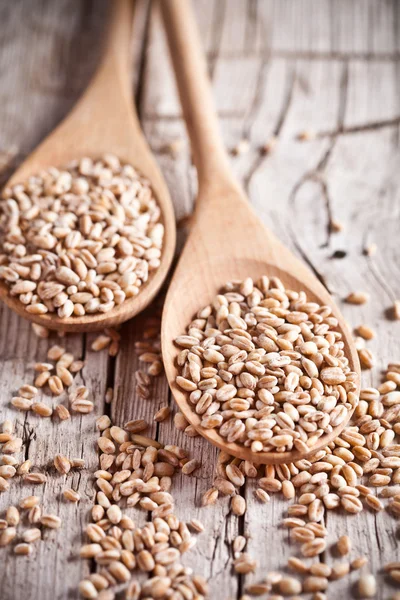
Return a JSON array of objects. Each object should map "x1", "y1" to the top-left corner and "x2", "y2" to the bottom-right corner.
[{"x1": 160, "y1": 0, "x2": 360, "y2": 464}]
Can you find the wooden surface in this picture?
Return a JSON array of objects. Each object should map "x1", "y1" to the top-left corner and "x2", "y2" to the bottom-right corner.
[{"x1": 0, "y1": 1, "x2": 399, "y2": 598}]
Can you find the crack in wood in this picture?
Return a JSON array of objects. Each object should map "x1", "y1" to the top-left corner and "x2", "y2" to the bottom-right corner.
[
  {"x1": 135, "y1": 1, "x2": 152, "y2": 119},
  {"x1": 22, "y1": 421, "x2": 36, "y2": 461},
  {"x1": 209, "y1": 515, "x2": 231, "y2": 580},
  {"x1": 367, "y1": 260, "x2": 397, "y2": 305},
  {"x1": 290, "y1": 60, "x2": 349, "y2": 253},
  {"x1": 314, "y1": 115, "x2": 400, "y2": 139},
  {"x1": 242, "y1": 20, "x2": 271, "y2": 141},
  {"x1": 207, "y1": 0, "x2": 226, "y2": 80},
  {"x1": 286, "y1": 169, "x2": 334, "y2": 294},
  {"x1": 244, "y1": 0, "x2": 259, "y2": 53},
  {"x1": 205, "y1": 49, "x2": 400, "y2": 62},
  {"x1": 243, "y1": 63, "x2": 296, "y2": 195},
  {"x1": 316, "y1": 61, "x2": 348, "y2": 247},
  {"x1": 142, "y1": 109, "x2": 250, "y2": 122}
]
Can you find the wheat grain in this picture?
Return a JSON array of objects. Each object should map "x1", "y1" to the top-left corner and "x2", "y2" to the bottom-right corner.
[
  {"x1": 154, "y1": 406, "x2": 170, "y2": 422},
  {"x1": 41, "y1": 514, "x2": 62, "y2": 528},
  {"x1": 14, "y1": 543, "x2": 32, "y2": 555},
  {"x1": 79, "y1": 580, "x2": 98, "y2": 599},
  {"x1": 31, "y1": 402, "x2": 53, "y2": 417},
  {"x1": 345, "y1": 292, "x2": 369, "y2": 305},
  {"x1": 22, "y1": 528, "x2": 41, "y2": 543},
  {"x1": 19, "y1": 495, "x2": 39, "y2": 509},
  {"x1": 0, "y1": 527, "x2": 16, "y2": 546},
  {"x1": 336, "y1": 535, "x2": 351, "y2": 556},
  {"x1": 279, "y1": 577, "x2": 302, "y2": 595},
  {"x1": 54, "y1": 404, "x2": 70, "y2": 420},
  {"x1": 358, "y1": 574, "x2": 376, "y2": 597},
  {"x1": 393, "y1": 301, "x2": 400, "y2": 320},
  {"x1": 355, "y1": 324, "x2": 375, "y2": 340},
  {"x1": 64, "y1": 488, "x2": 80, "y2": 502}
]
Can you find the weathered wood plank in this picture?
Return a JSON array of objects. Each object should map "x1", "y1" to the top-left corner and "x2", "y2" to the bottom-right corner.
[
  {"x1": 238, "y1": 4, "x2": 400, "y2": 599},
  {"x1": 0, "y1": 316, "x2": 112, "y2": 600},
  {"x1": 0, "y1": 1, "x2": 148, "y2": 599}
]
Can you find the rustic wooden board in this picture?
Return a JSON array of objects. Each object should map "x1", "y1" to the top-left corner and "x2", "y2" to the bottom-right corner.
[{"x1": 0, "y1": 1, "x2": 400, "y2": 599}]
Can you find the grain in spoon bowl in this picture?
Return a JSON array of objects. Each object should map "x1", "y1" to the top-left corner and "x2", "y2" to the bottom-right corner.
[
  {"x1": 174, "y1": 275, "x2": 359, "y2": 458},
  {"x1": 0, "y1": 154, "x2": 164, "y2": 319}
]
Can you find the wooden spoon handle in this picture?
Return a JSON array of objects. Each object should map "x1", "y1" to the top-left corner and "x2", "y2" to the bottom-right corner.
[
  {"x1": 62, "y1": 0, "x2": 144, "y2": 144},
  {"x1": 86, "y1": 0, "x2": 134, "y2": 104},
  {"x1": 160, "y1": 0, "x2": 235, "y2": 191},
  {"x1": 99, "y1": 0, "x2": 134, "y2": 86}
]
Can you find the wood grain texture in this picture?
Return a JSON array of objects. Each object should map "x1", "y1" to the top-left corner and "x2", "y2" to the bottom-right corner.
[{"x1": 0, "y1": 0, "x2": 399, "y2": 598}]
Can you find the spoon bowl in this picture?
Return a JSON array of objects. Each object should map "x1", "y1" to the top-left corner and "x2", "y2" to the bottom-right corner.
[
  {"x1": 0, "y1": 0, "x2": 176, "y2": 332},
  {"x1": 160, "y1": 0, "x2": 360, "y2": 464},
  {"x1": 162, "y1": 198, "x2": 360, "y2": 464}
]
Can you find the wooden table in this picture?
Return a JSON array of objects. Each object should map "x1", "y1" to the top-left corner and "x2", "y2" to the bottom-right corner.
[{"x1": 0, "y1": 1, "x2": 399, "y2": 598}]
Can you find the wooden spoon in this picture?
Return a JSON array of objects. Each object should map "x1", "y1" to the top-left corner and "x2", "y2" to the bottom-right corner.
[
  {"x1": 0, "y1": 0, "x2": 175, "y2": 332},
  {"x1": 160, "y1": 0, "x2": 360, "y2": 464}
]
